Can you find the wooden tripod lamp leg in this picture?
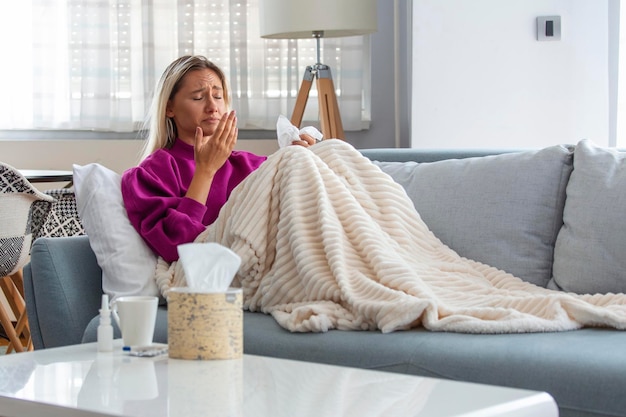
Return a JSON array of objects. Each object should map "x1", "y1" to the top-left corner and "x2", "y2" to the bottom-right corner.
[
  {"x1": 316, "y1": 66, "x2": 345, "y2": 140},
  {"x1": 290, "y1": 64, "x2": 345, "y2": 140},
  {"x1": 290, "y1": 66, "x2": 315, "y2": 129}
]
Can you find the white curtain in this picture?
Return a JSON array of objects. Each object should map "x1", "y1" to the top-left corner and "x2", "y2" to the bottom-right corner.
[{"x1": 0, "y1": 0, "x2": 370, "y2": 132}]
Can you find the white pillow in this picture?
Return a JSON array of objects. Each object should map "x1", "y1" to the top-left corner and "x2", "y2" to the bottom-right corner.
[{"x1": 73, "y1": 163, "x2": 159, "y2": 301}]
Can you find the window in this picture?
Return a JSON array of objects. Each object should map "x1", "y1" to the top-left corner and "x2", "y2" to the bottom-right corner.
[{"x1": 0, "y1": 1, "x2": 371, "y2": 133}]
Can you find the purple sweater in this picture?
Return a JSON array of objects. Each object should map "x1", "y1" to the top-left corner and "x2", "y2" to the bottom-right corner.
[{"x1": 121, "y1": 139, "x2": 267, "y2": 262}]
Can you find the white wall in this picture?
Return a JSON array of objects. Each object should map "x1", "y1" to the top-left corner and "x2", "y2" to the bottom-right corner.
[{"x1": 412, "y1": 0, "x2": 610, "y2": 149}]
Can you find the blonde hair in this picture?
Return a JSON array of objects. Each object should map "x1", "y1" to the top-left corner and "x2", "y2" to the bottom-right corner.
[{"x1": 140, "y1": 55, "x2": 231, "y2": 161}]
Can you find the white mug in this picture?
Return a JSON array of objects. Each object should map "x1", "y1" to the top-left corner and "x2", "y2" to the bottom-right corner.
[{"x1": 111, "y1": 296, "x2": 158, "y2": 347}]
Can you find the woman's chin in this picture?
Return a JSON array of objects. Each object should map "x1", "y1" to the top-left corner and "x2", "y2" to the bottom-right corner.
[{"x1": 200, "y1": 124, "x2": 218, "y2": 136}]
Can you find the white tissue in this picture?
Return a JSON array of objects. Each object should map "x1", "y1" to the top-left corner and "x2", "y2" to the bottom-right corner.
[
  {"x1": 177, "y1": 243, "x2": 241, "y2": 292},
  {"x1": 276, "y1": 114, "x2": 323, "y2": 148}
]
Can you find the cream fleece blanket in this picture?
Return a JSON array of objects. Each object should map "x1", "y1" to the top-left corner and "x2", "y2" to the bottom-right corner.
[{"x1": 155, "y1": 140, "x2": 626, "y2": 333}]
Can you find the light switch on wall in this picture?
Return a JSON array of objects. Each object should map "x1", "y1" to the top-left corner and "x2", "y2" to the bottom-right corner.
[{"x1": 537, "y1": 16, "x2": 561, "y2": 41}]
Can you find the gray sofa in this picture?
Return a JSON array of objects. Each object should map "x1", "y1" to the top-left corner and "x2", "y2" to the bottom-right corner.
[{"x1": 24, "y1": 139, "x2": 626, "y2": 417}]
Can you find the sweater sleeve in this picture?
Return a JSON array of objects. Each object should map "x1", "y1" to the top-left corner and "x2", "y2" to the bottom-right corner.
[{"x1": 121, "y1": 159, "x2": 207, "y2": 263}]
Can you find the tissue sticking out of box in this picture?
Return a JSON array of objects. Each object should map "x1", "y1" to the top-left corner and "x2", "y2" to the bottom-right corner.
[
  {"x1": 177, "y1": 243, "x2": 241, "y2": 292},
  {"x1": 276, "y1": 114, "x2": 323, "y2": 148}
]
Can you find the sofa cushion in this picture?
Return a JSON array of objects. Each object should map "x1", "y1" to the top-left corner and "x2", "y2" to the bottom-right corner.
[
  {"x1": 239, "y1": 312, "x2": 626, "y2": 417},
  {"x1": 549, "y1": 140, "x2": 626, "y2": 294},
  {"x1": 374, "y1": 145, "x2": 573, "y2": 288}
]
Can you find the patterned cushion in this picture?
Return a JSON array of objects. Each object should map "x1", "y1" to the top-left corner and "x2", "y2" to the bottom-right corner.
[
  {"x1": 31, "y1": 189, "x2": 85, "y2": 241},
  {"x1": 0, "y1": 162, "x2": 54, "y2": 276}
]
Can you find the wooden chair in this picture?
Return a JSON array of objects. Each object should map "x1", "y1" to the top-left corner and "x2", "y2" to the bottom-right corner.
[
  {"x1": 0, "y1": 162, "x2": 54, "y2": 353},
  {"x1": 0, "y1": 272, "x2": 31, "y2": 353}
]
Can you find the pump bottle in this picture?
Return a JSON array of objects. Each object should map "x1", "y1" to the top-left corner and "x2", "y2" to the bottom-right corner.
[{"x1": 97, "y1": 294, "x2": 114, "y2": 352}]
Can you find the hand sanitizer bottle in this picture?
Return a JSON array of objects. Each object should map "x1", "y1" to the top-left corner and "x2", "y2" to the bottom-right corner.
[{"x1": 97, "y1": 294, "x2": 113, "y2": 352}]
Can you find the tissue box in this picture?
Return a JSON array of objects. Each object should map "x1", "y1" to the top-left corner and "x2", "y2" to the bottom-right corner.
[{"x1": 168, "y1": 287, "x2": 243, "y2": 360}]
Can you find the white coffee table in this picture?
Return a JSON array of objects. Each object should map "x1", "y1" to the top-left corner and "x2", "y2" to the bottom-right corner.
[{"x1": 0, "y1": 340, "x2": 557, "y2": 417}]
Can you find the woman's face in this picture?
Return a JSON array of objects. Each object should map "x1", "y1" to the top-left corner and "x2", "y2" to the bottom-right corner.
[{"x1": 166, "y1": 68, "x2": 227, "y2": 145}]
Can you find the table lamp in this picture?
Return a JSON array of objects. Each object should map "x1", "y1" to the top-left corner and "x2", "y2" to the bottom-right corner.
[{"x1": 259, "y1": 0, "x2": 377, "y2": 140}]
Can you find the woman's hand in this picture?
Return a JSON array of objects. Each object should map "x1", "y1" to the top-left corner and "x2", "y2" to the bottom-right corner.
[
  {"x1": 195, "y1": 110, "x2": 238, "y2": 175},
  {"x1": 291, "y1": 133, "x2": 319, "y2": 148},
  {"x1": 186, "y1": 110, "x2": 238, "y2": 204}
]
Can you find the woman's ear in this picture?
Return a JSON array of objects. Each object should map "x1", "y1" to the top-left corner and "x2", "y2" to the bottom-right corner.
[{"x1": 165, "y1": 100, "x2": 174, "y2": 118}]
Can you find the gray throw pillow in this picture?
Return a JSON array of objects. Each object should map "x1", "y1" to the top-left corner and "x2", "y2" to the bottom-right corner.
[
  {"x1": 374, "y1": 145, "x2": 573, "y2": 288},
  {"x1": 549, "y1": 140, "x2": 626, "y2": 294}
]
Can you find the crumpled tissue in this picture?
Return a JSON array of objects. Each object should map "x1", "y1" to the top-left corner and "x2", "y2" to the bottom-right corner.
[
  {"x1": 177, "y1": 242, "x2": 241, "y2": 292},
  {"x1": 276, "y1": 114, "x2": 323, "y2": 148}
]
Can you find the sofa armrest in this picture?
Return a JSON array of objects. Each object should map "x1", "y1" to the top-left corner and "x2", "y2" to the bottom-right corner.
[{"x1": 24, "y1": 236, "x2": 102, "y2": 349}]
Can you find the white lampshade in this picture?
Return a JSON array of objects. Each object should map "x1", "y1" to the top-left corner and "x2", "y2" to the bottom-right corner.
[{"x1": 259, "y1": 0, "x2": 377, "y2": 39}]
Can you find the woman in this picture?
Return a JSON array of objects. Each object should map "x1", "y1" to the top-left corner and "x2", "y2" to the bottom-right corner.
[
  {"x1": 121, "y1": 55, "x2": 316, "y2": 263},
  {"x1": 123, "y1": 55, "x2": 626, "y2": 334}
]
